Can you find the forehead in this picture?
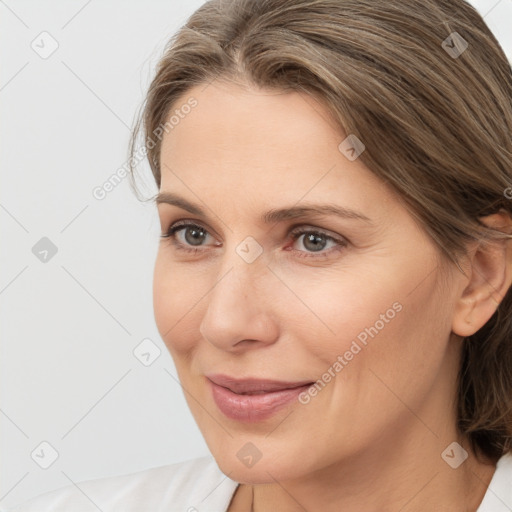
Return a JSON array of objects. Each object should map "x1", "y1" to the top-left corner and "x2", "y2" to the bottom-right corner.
[
  {"x1": 161, "y1": 81, "x2": 340, "y2": 159},
  {"x1": 158, "y1": 80, "x2": 392, "y2": 217}
]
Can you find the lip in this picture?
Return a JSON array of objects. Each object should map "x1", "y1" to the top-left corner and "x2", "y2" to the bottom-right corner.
[{"x1": 206, "y1": 374, "x2": 314, "y2": 422}]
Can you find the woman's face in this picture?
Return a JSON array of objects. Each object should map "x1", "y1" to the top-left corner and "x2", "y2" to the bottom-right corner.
[{"x1": 154, "y1": 80, "x2": 462, "y2": 483}]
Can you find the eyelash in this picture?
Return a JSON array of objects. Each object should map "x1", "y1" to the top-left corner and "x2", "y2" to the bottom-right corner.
[{"x1": 160, "y1": 220, "x2": 347, "y2": 259}]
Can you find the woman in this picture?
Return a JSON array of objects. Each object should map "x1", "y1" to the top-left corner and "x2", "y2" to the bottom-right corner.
[{"x1": 11, "y1": 0, "x2": 512, "y2": 510}]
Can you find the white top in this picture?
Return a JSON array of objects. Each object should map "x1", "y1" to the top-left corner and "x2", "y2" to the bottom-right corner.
[{"x1": 9, "y1": 452, "x2": 512, "y2": 511}]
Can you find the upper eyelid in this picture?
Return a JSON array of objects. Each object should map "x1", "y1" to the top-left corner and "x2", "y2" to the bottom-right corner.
[
  {"x1": 163, "y1": 219, "x2": 219, "y2": 238},
  {"x1": 166, "y1": 220, "x2": 215, "y2": 237},
  {"x1": 165, "y1": 219, "x2": 337, "y2": 234}
]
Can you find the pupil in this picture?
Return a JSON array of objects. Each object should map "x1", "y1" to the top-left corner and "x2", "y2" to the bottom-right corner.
[
  {"x1": 185, "y1": 227, "x2": 206, "y2": 246},
  {"x1": 304, "y1": 233, "x2": 326, "y2": 252}
]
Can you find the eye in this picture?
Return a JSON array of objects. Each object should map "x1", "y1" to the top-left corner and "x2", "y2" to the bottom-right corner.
[
  {"x1": 160, "y1": 221, "x2": 218, "y2": 254},
  {"x1": 160, "y1": 221, "x2": 347, "y2": 259},
  {"x1": 288, "y1": 227, "x2": 347, "y2": 259}
]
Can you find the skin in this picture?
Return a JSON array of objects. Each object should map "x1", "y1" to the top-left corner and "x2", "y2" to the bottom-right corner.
[{"x1": 153, "y1": 79, "x2": 512, "y2": 511}]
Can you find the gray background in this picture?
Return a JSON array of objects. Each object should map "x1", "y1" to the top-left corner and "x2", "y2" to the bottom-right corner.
[{"x1": 1, "y1": 0, "x2": 511, "y2": 508}]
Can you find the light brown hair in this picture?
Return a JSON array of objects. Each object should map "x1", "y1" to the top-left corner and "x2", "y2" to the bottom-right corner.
[{"x1": 129, "y1": 0, "x2": 512, "y2": 462}]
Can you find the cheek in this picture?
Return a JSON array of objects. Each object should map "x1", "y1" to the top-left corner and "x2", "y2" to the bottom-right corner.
[
  {"x1": 293, "y1": 260, "x2": 448, "y2": 386},
  {"x1": 153, "y1": 254, "x2": 205, "y2": 355},
  {"x1": 330, "y1": 273, "x2": 453, "y2": 417},
  {"x1": 282, "y1": 267, "x2": 403, "y2": 353}
]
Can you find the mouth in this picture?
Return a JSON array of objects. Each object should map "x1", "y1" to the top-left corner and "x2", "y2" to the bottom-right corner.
[{"x1": 206, "y1": 374, "x2": 314, "y2": 422}]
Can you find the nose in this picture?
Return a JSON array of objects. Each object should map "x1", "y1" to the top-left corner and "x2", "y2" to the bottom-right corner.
[{"x1": 198, "y1": 249, "x2": 279, "y2": 352}]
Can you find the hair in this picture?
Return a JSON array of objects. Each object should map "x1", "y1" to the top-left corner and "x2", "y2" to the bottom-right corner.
[{"x1": 128, "y1": 0, "x2": 512, "y2": 463}]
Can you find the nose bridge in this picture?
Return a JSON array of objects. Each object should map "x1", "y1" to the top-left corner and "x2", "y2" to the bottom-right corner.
[
  {"x1": 216, "y1": 232, "x2": 267, "y2": 294},
  {"x1": 199, "y1": 237, "x2": 277, "y2": 349},
  {"x1": 208, "y1": 237, "x2": 267, "y2": 315}
]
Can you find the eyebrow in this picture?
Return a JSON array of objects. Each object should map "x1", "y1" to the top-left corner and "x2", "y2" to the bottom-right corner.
[{"x1": 155, "y1": 191, "x2": 373, "y2": 225}]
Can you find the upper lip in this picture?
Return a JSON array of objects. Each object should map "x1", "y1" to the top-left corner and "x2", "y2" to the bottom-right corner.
[{"x1": 206, "y1": 374, "x2": 314, "y2": 394}]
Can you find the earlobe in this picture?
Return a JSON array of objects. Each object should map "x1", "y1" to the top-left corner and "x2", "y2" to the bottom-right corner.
[
  {"x1": 452, "y1": 211, "x2": 512, "y2": 338},
  {"x1": 452, "y1": 286, "x2": 500, "y2": 338}
]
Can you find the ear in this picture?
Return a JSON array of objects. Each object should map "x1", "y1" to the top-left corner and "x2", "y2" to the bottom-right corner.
[{"x1": 452, "y1": 211, "x2": 512, "y2": 338}]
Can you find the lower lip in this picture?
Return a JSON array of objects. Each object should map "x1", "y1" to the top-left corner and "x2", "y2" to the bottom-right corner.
[{"x1": 208, "y1": 380, "x2": 312, "y2": 422}]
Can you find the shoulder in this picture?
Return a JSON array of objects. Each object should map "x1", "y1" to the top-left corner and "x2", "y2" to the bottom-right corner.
[
  {"x1": 8, "y1": 456, "x2": 239, "y2": 512},
  {"x1": 478, "y1": 452, "x2": 512, "y2": 512}
]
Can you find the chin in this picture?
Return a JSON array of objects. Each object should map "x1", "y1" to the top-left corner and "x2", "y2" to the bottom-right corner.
[
  {"x1": 210, "y1": 441, "x2": 308, "y2": 484},
  {"x1": 215, "y1": 456, "x2": 292, "y2": 484}
]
